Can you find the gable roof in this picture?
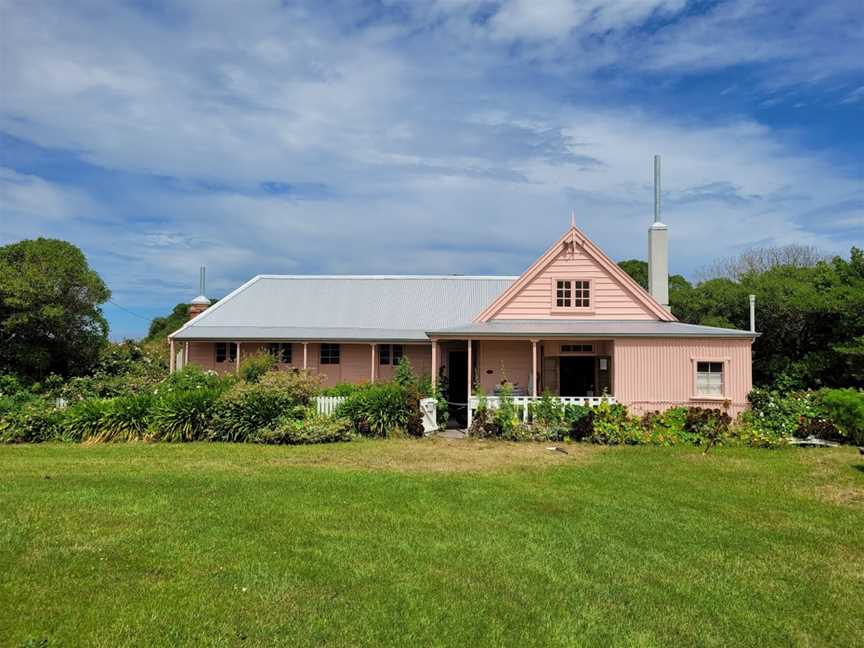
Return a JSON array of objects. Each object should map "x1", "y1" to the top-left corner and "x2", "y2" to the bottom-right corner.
[
  {"x1": 474, "y1": 225, "x2": 676, "y2": 322},
  {"x1": 170, "y1": 275, "x2": 516, "y2": 342}
]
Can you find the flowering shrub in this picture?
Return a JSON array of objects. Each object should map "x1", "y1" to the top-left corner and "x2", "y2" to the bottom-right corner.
[{"x1": 746, "y1": 387, "x2": 842, "y2": 443}]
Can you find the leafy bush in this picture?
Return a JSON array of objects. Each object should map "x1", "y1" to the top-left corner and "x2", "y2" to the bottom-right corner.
[
  {"x1": 683, "y1": 407, "x2": 731, "y2": 451},
  {"x1": 252, "y1": 415, "x2": 353, "y2": 445},
  {"x1": 63, "y1": 398, "x2": 113, "y2": 442},
  {"x1": 0, "y1": 400, "x2": 65, "y2": 443},
  {"x1": 336, "y1": 382, "x2": 422, "y2": 437},
  {"x1": 818, "y1": 388, "x2": 864, "y2": 445},
  {"x1": 586, "y1": 401, "x2": 642, "y2": 445},
  {"x1": 239, "y1": 352, "x2": 276, "y2": 383},
  {"x1": 563, "y1": 404, "x2": 593, "y2": 440},
  {"x1": 94, "y1": 393, "x2": 154, "y2": 442},
  {"x1": 530, "y1": 392, "x2": 565, "y2": 426},
  {"x1": 492, "y1": 382, "x2": 520, "y2": 437},
  {"x1": 148, "y1": 387, "x2": 222, "y2": 442},
  {"x1": 260, "y1": 370, "x2": 321, "y2": 406},
  {"x1": 210, "y1": 375, "x2": 308, "y2": 442},
  {"x1": 159, "y1": 365, "x2": 230, "y2": 394},
  {"x1": 747, "y1": 387, "x2": 841, "y2": 442},
  {"x1": 321, "y1": 383, "x2": 370, "y2": 397}
]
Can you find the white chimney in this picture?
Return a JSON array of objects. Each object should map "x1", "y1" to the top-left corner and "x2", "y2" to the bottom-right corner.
[{"x1": 648, "y1": 155, "x2": 669, "y2": 310}]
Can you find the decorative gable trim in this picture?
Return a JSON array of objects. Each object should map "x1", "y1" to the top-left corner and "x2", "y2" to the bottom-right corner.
[{"x1": 473, "y1": 225, "x2": 677, "y2": 323}]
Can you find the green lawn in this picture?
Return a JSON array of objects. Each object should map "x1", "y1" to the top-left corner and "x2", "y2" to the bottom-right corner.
[{"x1": 1, "y1": 440, "x2": 862, "y2": 647}]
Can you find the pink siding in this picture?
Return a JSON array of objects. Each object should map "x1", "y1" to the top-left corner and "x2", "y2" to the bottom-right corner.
[
  {"x1": 491, "y1": 248, "x2": 656, "y2": 320},
  {"x1": 181, "y1": 341, "x2": 433, "y2": 388},
  {"x1": 376, "y1": 344, "x2": 433, "y2": 382},
  {"x1": 477, "y1": 340, "x2": 532, "y2": 393},
  {"x1": 613, "y1": 337, "x2": 752, "y2": 417}
]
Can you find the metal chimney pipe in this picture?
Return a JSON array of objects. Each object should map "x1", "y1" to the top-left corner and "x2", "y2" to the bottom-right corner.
[
  {"x1": 749, "y1": 294, "x2": 756, "y2": 332},
  {"x1": 199, "y1": 266, "x2": 206, "y2": 296},
  {"x1": 648, "y1": 155, "x2": 669, "y2": 310}
]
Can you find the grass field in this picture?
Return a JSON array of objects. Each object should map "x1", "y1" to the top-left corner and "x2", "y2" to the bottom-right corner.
[{"x1": 1, "y1": 440, "x2": 862, "y2": 647}]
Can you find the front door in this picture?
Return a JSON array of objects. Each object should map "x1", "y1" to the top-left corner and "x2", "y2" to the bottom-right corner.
[
  {"x1": 559, "y1": 356, "x2": 596, "y2": 396},
  {"x1": 448, "y1": 351, "x2": 468, "y2": 426}
]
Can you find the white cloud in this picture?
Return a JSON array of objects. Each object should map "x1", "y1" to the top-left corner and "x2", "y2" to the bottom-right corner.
[{"x1": 0, "y1": 0, "x2": 860, "y2": 338}]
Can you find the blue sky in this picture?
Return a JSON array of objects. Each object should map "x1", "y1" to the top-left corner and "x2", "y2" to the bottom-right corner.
[{"x1": 1, "y1": 0, "x2": 862, "y2": 339}]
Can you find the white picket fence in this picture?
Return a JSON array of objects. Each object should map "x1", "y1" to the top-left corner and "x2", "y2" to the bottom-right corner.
[
  {"x1": 315, "y1": 396, "x2": 347, "y2": 416},
  {"x1": 468, "y1": 395, "x2": 615, "y2": 425},
  {"x1": 314, "y1": 395, "x2": 439, "y2": 434}
]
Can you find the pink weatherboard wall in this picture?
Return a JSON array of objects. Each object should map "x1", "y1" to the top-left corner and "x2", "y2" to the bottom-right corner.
[
  {"x1": 489, "y1": 247, "x2": 657, "y2": 320},
  {"x1": 613, "y1": 337, "x2": 753, "y2": 416}
]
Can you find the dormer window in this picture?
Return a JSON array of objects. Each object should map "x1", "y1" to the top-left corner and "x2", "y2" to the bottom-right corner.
[{"x1": 554, "y1": 280, "x2": 590, "y2": 309}]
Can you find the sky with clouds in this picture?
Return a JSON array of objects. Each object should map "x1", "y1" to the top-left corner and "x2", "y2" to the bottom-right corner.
[{"x1": 1, "y1": 0, "x2": 862, "y2": 339}]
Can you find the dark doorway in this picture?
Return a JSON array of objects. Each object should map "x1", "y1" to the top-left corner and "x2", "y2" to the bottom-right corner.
[
  {"x1": 559, "y1": 356, "x2": 595, "y2": 396},
  {"x1": 448, "y1": 351, "x2": 468, "y2": 426}
]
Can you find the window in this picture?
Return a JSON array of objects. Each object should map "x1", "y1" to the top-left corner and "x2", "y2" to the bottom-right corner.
[
  {"x1": 556, "y1": 280, "x2": 572, "y2": 307},
  {"x1": 320, "y1": 343, "x2": 340, "y2": 365},
  {"x1": 268, "y1": 343, "x2": 292, "y2": 364},
  {"x1": 215, "y1": 342, "x2": 237, "y2": 363},
  {"x1": 696, "y1": 361, "x2": 724, "y2": 396},
  {"x1": 379, "y1": 344, "x2": 404, "y2": 365},
  {"x1": 561, "y1": 344, "x2": 593, "y2": 353},
  {"x1": 555, "y1": 280, "x2": 590, "y2": 308}
]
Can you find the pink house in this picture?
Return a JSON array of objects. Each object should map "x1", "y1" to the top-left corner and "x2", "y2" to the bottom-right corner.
[{"x1": 169, "y1": 216, "x2": 757, "y2": 423}]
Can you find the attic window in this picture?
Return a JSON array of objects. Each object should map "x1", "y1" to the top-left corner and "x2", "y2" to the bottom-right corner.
[{"x1": 555, "y1": 280, "x2": 590, "y2": 309}]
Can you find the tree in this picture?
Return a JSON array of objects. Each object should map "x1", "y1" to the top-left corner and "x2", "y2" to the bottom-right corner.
[
  {"x1": 617, "y1": 259, "x2": 692, "y2": 295},
  {"x1": 146, "y1": 303, "x2": 189, "y2": 341},
  {"x1": 0, "y1": 238, "x2": 111, "y2": 380},
  {"x1": 146, "y1": 299, "x2": 217, "y2": 341},
  {"x1": 672, "y1": 248, "x2": 864, "y2": 389},
  {"x1": 696, "y1": 244, "x2": 827, "y2": 281}
]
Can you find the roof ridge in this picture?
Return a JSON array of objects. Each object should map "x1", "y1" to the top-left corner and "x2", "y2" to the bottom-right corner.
[{"x1": 255, "y1": 275, "x2": 519, "y2": 280}]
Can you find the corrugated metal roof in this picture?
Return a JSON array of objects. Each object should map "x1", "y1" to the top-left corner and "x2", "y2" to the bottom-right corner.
[
  {"x1": 428, "y1": 319, "x2": 758, "y2": 338},
  {"x1": 171, "y1": 275, "x2": 516, "y2": 341}
]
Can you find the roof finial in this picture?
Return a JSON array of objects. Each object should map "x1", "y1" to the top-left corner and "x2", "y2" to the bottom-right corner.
[{"x1": 570, "y1": 210, "x2": 576, "y2": 228}]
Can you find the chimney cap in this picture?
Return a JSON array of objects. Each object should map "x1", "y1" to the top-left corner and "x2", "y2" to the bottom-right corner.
[{"x1": 190, "y1": 295, "x2": 211, "y2": 306}]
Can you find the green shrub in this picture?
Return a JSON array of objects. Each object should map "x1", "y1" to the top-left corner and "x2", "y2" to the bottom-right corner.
[
  {"x1": 158, "y1": 365, "x2": 229, "y2": 395},
  {"x1": 321, "y1": 383, "x2": 370, "y2": 397},
  {"x1": 747, "y1": 387, "x2": 842, "y2": 442},
  {"x1": 818, "y1": 388, "x2": 864, "y2": 445},
  {"x1": 210, "y1": 376, "x2": 308, "y2": 442},
  {"x1": 563, "y1": 404, "x2": 593, "y2": 440},
  {"x1": 530, "y1": 392, "x2": 565, "y2": 426},
  {"x1": 336, "y1": 382, "x2": 421, "y2": 437},
  {"x1": 149, "y1": 387, "x2": 222, "y2": 442},
  {"x1": 95, "y1": 393, "x2": 154, "y2": 442},
  {"x1": 239, "y1": 352, "x2": 276, "y2": 383},
  {"x1": 259, "y1": 370, "x2": 321, "y2": 406},
  {"x1": 63, "y1": 399, "x2": 113, "y2": 442},
  {"x1": 0, "y1": 400, "x2": 65, "y2": 443},
  {"x1": 252, "y1": 415, "x2": 353, "y2": 445},
  {"x1": 585, "y1": 401, "x2": 641, "y2": 445},
  {"x1": 730, "y1": 412, "x2": 789, "y2": 448},
  {"x1": 683, "y1": 407, "x2": 732, "y2": 451},
  {"x1": 492, "y1": 382, "x2": 520, "y2": 437}
]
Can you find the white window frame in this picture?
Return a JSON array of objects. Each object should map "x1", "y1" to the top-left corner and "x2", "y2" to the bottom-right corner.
[
  {"x1": 691, "y1": 358, "x2": 728, "y2": 400},
  {"x1": 551, "y1": 278, "x2": 594, "y2": 313}
]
